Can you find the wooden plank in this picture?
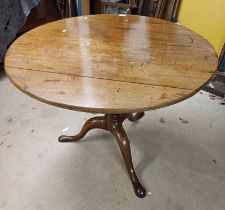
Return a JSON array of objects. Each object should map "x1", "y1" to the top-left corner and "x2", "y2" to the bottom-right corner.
[
  {"x1": 137, "y1": 0, "x2": 144, "y2": 15},
  {"x1": 81, "y1": 0, "x2": 90, "y2": 15},
  {"x1": 155, "y1": 0, "x2": 163, "y2": 17},
  {"x1": 164, "y1": 0, "x2": 176, "y2": 21},
  {"x1": 100, "y1": 1, "x2": 131, "y2": 9},
  {"x1": 6, "y1": 66, "x2": 193, "y2": 113},
  {"x1": 171, "y1": 0, "x2": 180, "y2": 21},
  {"x1": 159, "y1": 0, "x2": 168, "y2": 19}
]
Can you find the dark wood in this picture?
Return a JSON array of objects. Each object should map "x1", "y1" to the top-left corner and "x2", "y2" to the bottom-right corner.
[
  {"x1": 138, "y1": 0, "x2": 180, "y2": 20},
  {"x1": 128, "y1": 112, "x2": 145, "y2": 122},
  {"x1": 218, "y1": 44, "x2": 225, "y2": 70},
  {"x1": 92, "y1": 0, "x2": 137, "y2": 14},
  {"x1": 18, "y1": 0, "x2": 62, "y2": 36},
  {"x1": 100, "y1": 1, "x2": 131, "y2": 9},
  {"x1": 203, "y1": 72, "x2": 225, "y2": 97},
  {"x1": 138, "y1": 0, "x2": 159, "y2": 17},
  {"x1": 91, "y1": 0, "x2": 101, "y2": 14},
  {"x1": 171, "y1": 0, "x2": 180, "y2": 21},
  {"x1": 163, "y1": 0, "x2": 175, "y2": 20},
  {"x1": 154, "y1": 0, "x2": 163, "y2": 17},
  {"x1": 56, "y1": 0, "x2": 78, "y2": 17},
  {"x1": 59, "y1": 113, "x2": 146, "y2": 198},
  {"x1": 64, "y1": 0, "x2": 78, "y2": 18},
  {"x1": 137, "y1": 0, "x2": 144, "y2": 15},
  {"x1": 59, "y1": 116, "x2": 107, "y2": 142},
  {"x1": 202, "y1": 44, "x2": 225, "y2": 97}
]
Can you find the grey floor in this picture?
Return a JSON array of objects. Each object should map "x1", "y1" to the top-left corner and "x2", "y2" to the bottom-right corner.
[{"x1": 0, "y1": 72, "x2": 225, "y2": 210}]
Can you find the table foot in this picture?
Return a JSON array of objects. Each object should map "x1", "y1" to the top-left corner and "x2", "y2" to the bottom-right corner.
[
  {"x1": 128, "y1": 112, "x2": 145, "y2": 122},
  {"x1": 58, "y1": 113, "x2": 146, "y2": 198},
  {"x1": 132, "y1": 181, "x2": 147, "y2": 198}
]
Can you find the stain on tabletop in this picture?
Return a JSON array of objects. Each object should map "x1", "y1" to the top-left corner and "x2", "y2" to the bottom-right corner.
[
  {"x1": 44, "y1": 79, "x2": 60, "y2": 83},
  {"x1": 189, "y1": 37, "x2": 194, "y2": 44},
  {"x1": 159, "y1": 93, "x2": 167, "y2": 100},
  {"x1": 56, "y1": 91, "x2": 66, "y2": 95}
]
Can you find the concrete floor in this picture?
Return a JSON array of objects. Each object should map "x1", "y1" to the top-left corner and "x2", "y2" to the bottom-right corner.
[{"x1": 0, "y1": 72, "x2": 225, "y2": 210}]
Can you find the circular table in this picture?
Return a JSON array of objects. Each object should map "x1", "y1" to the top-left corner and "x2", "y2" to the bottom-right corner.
[{"x1": 5, "y1": 14, "x2": 218, "y2": 198}]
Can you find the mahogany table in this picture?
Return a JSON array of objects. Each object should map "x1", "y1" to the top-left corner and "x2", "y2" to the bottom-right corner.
[{"x1": 5, "y1": 14, "x2": 218, "y2": 198}]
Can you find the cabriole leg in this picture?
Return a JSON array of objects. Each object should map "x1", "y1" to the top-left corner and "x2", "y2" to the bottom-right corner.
[
  {"x1": 108, "y1": 115, "x2": 146, "y2": 198},
  {"x1": 58, "y1": 116, "x2": 106, "y2": 142}
]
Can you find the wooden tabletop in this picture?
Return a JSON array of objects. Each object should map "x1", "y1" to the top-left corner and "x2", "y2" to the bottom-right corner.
[{"x1": 5, "y1": 14, "x2": 218, "y2": 114}]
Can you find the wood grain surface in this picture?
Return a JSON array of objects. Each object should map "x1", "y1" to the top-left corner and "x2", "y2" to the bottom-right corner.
[{"x1": 5, "y1": 14, "x2": 218, "y2": 114}]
